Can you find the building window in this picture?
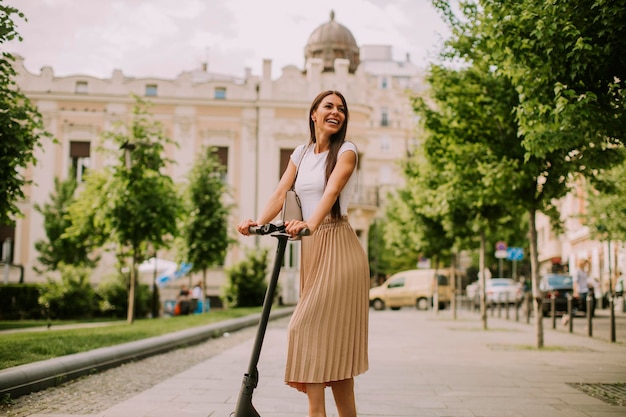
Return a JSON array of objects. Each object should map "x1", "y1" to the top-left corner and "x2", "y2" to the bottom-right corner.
[
  {"x1": 145, "y1": 84, "x2": 158, "y2": 97},
  {"x1": 75, "y1": 81, "x2": 88, "y2": 94},
  {"x1": 214, "y1": 87, "x2": 226, "y2": 99},
  {"x1": 381, "y1": 107, "x2": 389, "y2": 127},
  {"x1": 381, "y1": 77, "x2": 388, "y2": 89},
  {"x1": 280, "y1": 148, "x2": 295, "y2": 181},
  {"x1": 379, "y1": 165, "x2": 391, "y2": 185},
  {"x1": 380, "y1": 135, "x2": 391, "y2": 152},
  {"x1": 70, "y1": 141, "x2": 91, "y2": 182},
  {"x1": 210, "y1": 146, "x2": 229, "y2": 181},
  {"x1": 0, "y1": 224, "x2": 15, "y2": 264}
]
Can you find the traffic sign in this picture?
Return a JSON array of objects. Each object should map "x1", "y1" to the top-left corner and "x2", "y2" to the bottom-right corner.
[
  {"x1": 495, "y1": 241, "x2": 507, "y2": 251},
  {"x1": 495, "y1": 250, "x2": 508, "y2": 259},
  {"x1": 506, "y1": 247, "x2": 524, "y2": 261}
]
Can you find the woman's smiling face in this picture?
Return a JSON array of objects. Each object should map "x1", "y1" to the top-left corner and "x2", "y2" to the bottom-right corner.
[{"x1": 311, "y1": 94, "x2": 346, "y2": 134}]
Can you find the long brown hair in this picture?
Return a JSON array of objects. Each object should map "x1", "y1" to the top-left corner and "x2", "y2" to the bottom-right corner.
[{"x1": 308, "y1": 90, "x2": 349, "y2": 219}]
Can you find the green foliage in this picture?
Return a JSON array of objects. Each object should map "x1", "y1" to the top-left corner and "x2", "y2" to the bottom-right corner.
[
  {"x1": 586, "y1": 160, "x2": 626, "y2": 242},
  {"x1": 180, "y1": 146, "x2": 233, "y2": 272},
  {"x1": 95, "y1": 274, "x2": 151, "y2": 319},
  {"x1": 67, "y1": 97, "x2": 182, "y2": 259},
  {"x1": 0, "y1": 284, "x2": 43, "y2": 320},
  {"x1": 368, "y1": 218, "x2": 415, "y2": 280},
  {"x1": 97, "y1": 97, "x2": 182, "y2": 256},
  {"x1": 38, "y1": 264, "x2": 98, "y2": 319},
  {"x1": 34, "y1": 175, "x2": 98, "y2": 272},
  {"x1": 65, "y1": 97, "x2": 183, "y2": 322},
  {"x1": 224, "y1": 249, "x2": 269, "y2": 307},
  {"x1": 0, "y1": 3, "x2": 50, "y2": 224},
  {"x1": 478, "y1": 0, "x2": 626, "y2": 158}
]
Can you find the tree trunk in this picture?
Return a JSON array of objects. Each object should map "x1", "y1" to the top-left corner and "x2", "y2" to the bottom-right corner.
[
  {"x1": 433, "y1": 255, "x2": 440, "y2": 315},
  {"x1": 127, "y1": 254, "x2": 136, "y2": 324},
  {"x1": 451, "y1": 252, "x2": 457, "y2": 320},
  {"x1": 202, "y1": 268, "x2": 208, "y2": 313},
  {"x1": 480, "y1": 230, "x2": 488, "y2": 330},
  {"x1": 528, "y1": 209, "x2": 543, "y2": 348}
]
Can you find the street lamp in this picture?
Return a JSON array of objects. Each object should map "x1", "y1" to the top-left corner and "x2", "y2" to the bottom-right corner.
[
  {"x1": 254, "y1": 83, "x2": 260, "y2": 248},
  {"x1": 120, "y1": 141, "x2": 137, "y2": 324},
  {"x1": 3, "y1": 238, "x2": 12, "y2": 284},
  {"x1": 120, "y1": 141, "x2": 136, "y2": 170}
]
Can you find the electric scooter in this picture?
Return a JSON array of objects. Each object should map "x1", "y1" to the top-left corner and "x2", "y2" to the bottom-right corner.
[{"x1": 232, "y1": 221, "x2": 309, "y2": 417}]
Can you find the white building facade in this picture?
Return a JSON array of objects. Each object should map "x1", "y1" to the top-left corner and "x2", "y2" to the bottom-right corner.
[{"x1": 5, "y1": 13, "x2": 424, "y2": 302}]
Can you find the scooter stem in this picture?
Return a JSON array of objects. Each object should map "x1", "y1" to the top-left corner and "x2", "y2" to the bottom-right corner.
[{"x1": 233, "y1": 232, "x2": 289, "y2": 417}]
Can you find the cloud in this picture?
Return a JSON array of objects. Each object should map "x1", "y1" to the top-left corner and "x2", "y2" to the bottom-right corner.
[{"x1": 7, "y1": 0, "x2": 450, "y2": 79}]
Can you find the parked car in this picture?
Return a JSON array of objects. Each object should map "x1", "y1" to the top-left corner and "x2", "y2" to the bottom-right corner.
[
  {"x1": 465, "y1": 281, "x2": 479, "y2": 300},
  {"x1": 486, "y1": 278, "x2": 523, "y2": 305},
  {"x1": 540, "y1": 274, "x2": 574, "y2": 316},
  {"x1": 369, "y1": 269, "x2": 451, "y2": 311},
  {"x1": 466, "y1": 278, "x2": 523, "y2": 306}
]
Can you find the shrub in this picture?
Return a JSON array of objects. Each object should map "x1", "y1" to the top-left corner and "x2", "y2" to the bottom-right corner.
[
  {"x1": 95, "y1": 272, "x2": 151, "y2": 319},
  {"x1": 38, "y1": 264, "x2": 97, "y2": 319},
  {"x1": 224, "y1": 249, "x2": 269, "y2": 307},
  {"x1": 0, "y1": 283, "x2": 43, "y2": 320}
]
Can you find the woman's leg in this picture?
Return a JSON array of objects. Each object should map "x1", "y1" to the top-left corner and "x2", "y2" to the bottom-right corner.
[
  {"x1": 330, "y1": 378, "x2": 356, "y2": 417},
  {"x1": 306, "y1": 383, "x2": 327, "y2": 417}
]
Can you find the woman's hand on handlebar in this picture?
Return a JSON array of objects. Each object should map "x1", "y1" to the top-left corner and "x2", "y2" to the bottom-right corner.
[
  {"x1": 285, "y1": 220, "x2": 312, "y2": 239},
  {"x1": 237, "y1": 219, "x2": 258, "y2": 236}
]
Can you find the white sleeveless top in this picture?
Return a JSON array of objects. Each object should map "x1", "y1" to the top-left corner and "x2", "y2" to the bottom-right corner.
[{"x1": 291, "y1": 142, "x2": 358, "y2": 220}]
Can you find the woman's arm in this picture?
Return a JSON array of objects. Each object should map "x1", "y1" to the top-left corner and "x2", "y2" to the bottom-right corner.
[{"x1": 237, "y1": 156, "x2": 297, "y2": 235}]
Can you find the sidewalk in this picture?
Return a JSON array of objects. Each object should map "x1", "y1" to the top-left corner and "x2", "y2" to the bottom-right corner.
[{"x1": 24, "y1": 308, "x2": 626, "y2": 417}]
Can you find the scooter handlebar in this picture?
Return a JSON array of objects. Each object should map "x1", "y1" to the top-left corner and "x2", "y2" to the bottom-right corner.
[{"x1": 249, "y1": 222, "x2": 310, "y2": 237}]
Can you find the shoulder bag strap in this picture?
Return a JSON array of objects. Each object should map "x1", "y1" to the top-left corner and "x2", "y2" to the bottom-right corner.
[{"x1": 291, "y1": 144, "x2": 308, "y2": 190}]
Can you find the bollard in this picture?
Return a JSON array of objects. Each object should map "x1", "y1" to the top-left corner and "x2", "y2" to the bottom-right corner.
[
  {"x1": 587, "y1": 295, "x2": 593, "y2": 337},
  {"x1": 515, "y1": 297, "x2": 520, "y2": 322},
  {"x1": 505, "y1": 292, "x2": 510, "y2": 320},
  {"x1": 525, "y1": 292, "x2": 532, "y2": 324},
  {"x1": 551, "y1": 293, "x2": 556, "y2": 329},
  {"x1": 567, "y1": 293, "x2": 574, "y2": 333},
  {"x1": 496, "y1": 294, "x2": 502, "y2": 318}
]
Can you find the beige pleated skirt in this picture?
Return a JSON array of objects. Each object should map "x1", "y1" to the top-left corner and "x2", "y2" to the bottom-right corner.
[{"x1": 285, "y1": 216, "x2": 370, "y2": 393}]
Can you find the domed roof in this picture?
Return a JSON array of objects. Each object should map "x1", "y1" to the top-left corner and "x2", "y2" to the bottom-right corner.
[{"x1": 304, "y1": 11, "x2": 360, "y2": 73}]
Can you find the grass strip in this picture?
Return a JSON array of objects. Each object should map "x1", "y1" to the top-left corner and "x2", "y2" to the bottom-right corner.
[{"x1": 0, "y1": 307, "x2": 261, "y2": 370}]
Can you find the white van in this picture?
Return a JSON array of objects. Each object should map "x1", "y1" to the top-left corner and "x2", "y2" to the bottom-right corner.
[{"x1": 369, "y1": 269, "x2": 452, "y2": 311}]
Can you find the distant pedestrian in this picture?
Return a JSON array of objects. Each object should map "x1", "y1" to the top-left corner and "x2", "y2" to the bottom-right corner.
[
  {"x1": 190, "y1": 281, "x2": 202, "y2": 313},
  {"x1": 616, "y1": 272, "x2": 624, "y2": 298},
  {"x1": 175, "y1": 285, "x2": 190, "y2": 315},
  {"x1": 574, "y1": 260, "x2": 590, "y2": 314}
]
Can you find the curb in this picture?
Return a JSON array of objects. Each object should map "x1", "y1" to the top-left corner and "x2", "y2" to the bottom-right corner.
[{"x1": 0, "y1": 307, "x2": 294, "y2": 398}]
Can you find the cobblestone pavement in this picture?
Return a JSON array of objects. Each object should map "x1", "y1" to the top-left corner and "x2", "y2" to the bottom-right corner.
[{"x1": 0, "y1": 322, "x2": 263, "y2": 417}]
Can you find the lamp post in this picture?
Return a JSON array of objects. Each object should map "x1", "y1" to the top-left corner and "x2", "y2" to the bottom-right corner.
[
  {"x1": 608, "y1": 238, "x2": 616, "y2": 342},
  {"x1": 152, "y1": 251, "x2": 159, "y2": 318},
  {"x1": 254, "y1": 84, "x2": 260, "y2": 248},
  {"x1": 120, "y1": 141, "x2": 137, "y2": 324},
  {"x1": 3, "y1": 238, "x2": 11, "y2": 284}
]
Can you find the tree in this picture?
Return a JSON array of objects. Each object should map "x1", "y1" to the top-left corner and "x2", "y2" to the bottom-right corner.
[
  {"x1": 429, "y1": 0, "x2": 625, "y2": 346},
  {"x1": 0, "y1": 4, "x2": 49, "y2": 225},
  {"x1": 409, "y1": 58, "x2": 527, "y2": 326},
  {"x1": 34, "y1": 175, "x2": 97, "y2": 272},
  {"x1": 67, "y1": 97, "x2": 182, "y2": 323},
  {"x1": 587, "y1": 162, "x2": 626, "y2": 243},
  {"x1": 179, "y1": 146, "x2": 233, "y2": 310},
  {"x1": 479, "y1": 0, "x2": 626, "y2": 157}
]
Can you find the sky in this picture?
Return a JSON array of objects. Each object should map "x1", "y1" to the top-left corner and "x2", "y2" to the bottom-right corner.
[{"x1": 6, "y1": 0, "x2": 452, "y2": 80}]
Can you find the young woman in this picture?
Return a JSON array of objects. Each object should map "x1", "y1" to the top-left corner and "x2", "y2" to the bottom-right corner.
[{"x1": 237, "y1": 90, "x2": 369, "y2": 417}]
